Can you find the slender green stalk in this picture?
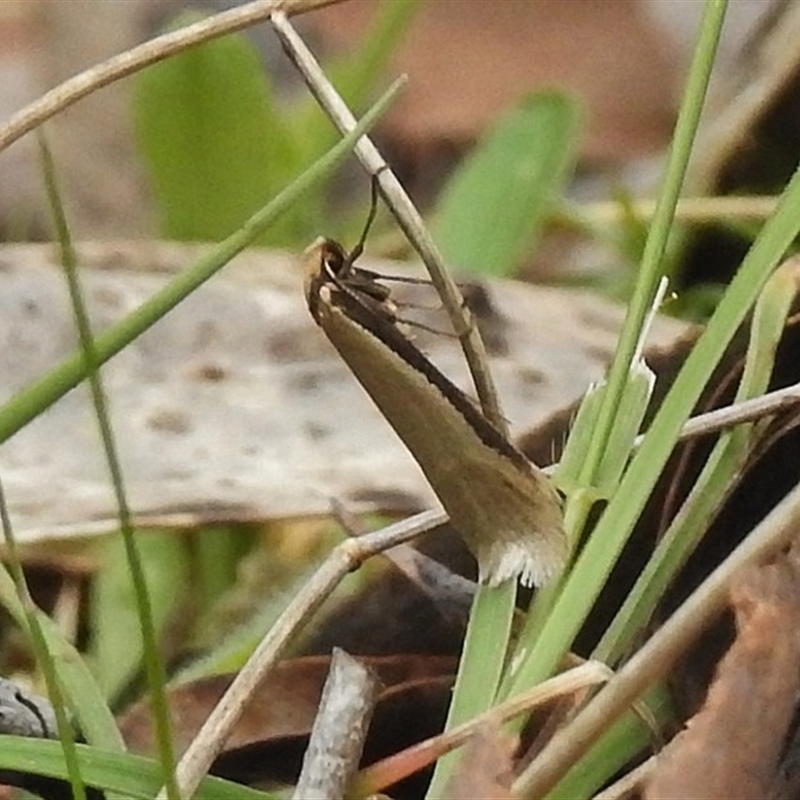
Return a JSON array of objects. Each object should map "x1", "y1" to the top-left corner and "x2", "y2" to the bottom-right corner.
[
  {"x1": 577, "y1": 0, "x2": 727, "y2": 493},
  {"x1": 0, "y1": 78, "x2": 403, "y2": 446},
  {"x1": 424, "y1": 581, "x2": 515, "y2": 797},
  {"x1": 502, "y1": 0, "x2": 729, "y2": 700},
  {"x1": 0, "y1": 480, "x2": 87, "y2": 800},
  {"x1": 39, "y1": 133, "x2": 180, "y2": 800},
  {"x1": 594, "y1": 262, "x2": 800, "y2": 663},
  {"x1": 505, "y1": 142, "x2": 800, "y2": 698}
]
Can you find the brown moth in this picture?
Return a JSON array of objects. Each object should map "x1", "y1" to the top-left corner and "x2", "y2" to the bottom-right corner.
[{"x1": 303, "y1": 238, "x2": 567, "y2": 587}]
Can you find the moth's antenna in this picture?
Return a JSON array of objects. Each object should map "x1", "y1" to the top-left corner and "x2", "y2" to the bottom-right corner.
[{"x1": 344, "y1": 169, "x2": 385, "y2": 272}]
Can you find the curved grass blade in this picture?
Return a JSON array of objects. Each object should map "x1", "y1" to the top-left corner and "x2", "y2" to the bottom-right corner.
[{"x1": 0, "y1": 77, "x2": 403, "y2": 446}]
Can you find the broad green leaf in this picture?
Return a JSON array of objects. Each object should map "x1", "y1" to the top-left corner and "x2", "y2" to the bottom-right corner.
[
  {"x1": 433, "y1": 92, "x2": 581, "y2": 277},
  {"x1": 91, "y1": 530, "x2": 190, "y2": 701},
  {"x1": 133, "y1": 12, "x2": 299, "y2": 244}
]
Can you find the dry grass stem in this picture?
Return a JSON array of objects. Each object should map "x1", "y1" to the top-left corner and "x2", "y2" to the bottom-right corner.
[
  {"x1": 270, "y1": 11, "x2": 508, "y2": 432},
  {"x1": 0, "y1": 0, "x2": 339, "y2": 153},
  {"x1": 582, "y1": 195, "x2": 779, "y2": 225},
  {"x1": 650, "y1": 380, "x2": 800, "y2": 444},
  {"x1": 356, "y1": 660, "x2": 611, "y2": 794},
  {"x1": 541, "y1": 381, "x2": 800, "y2": 479},
  {"x1": 164, "y1": 508, "x2": 446, "y2": 799},
  {"x1": 592, "y1": 756, "x2": 656, "y2": 800},
  {"x1": 513, "y1": 478, "x2": 800, "y2": 797}
]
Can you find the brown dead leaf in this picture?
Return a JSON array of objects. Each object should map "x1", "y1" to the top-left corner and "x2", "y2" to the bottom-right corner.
[
  {"x1": 645, "y1": 545, "x2": 800, "y2": 800},
  {"x1": 315, "y1": 0, "x2": 677, "y2": 162},
  {"x1": 119, "y1": 653, "x2": 454, "y2": 758},
  {"x1": 442, "y1": 720, "x2": 517, "y2": 800}
]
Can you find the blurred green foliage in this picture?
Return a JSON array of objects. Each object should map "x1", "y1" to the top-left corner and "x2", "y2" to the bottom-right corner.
[
  {"x1": 134, "y1": 4, "x2": 583, "y2": 278},
  {"x1": 433, "y1": 92, "x2": 581, "y2": 277},
  {"x1": 133, "y1": 2, "x2": 418, "y2": 246}
]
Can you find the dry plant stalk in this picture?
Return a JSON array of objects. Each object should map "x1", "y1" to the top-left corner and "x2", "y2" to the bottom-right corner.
[
  {"x1": 513, "y1": 478, "x2": 800, "y2": 797},
  {"x1": 355, "y1": 661, "x2": 612, "y2": 795},
  {"x1": 164, "y1": 509, "x2": 445, "y2": 799},
  {"x1": 583, "y1": 195, "x2": 779, "y2": 226},
  {"x1": 271, "y1": 11, "x2": 507, "y2": 431},
  {"x1": 633, "y1": 380, "x2": 800, "y2": 450},
  {"x1": 0, "y1": 0, "x2": 339, "y2": 153},
  {"x1": 293, "y1": 648, "x2": 380, "y2": 800},
  {"x1": 593, "y1": 756, "x2": 657, "y2": 800}
]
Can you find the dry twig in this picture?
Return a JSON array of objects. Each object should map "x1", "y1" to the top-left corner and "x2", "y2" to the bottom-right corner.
[
  {"x1": 513, "y1": 478, "x2": 800, "y2": 797},
  {"x1": 165, "y1": 509, "x2": 445, "y2": 799},
  {"x1": 294, "y1": 649, "x2": 380, "y2": 800},
  {"x1": 270, "y1": 11, "x2": 508, "y2": 432},
  {"x1": 0, "y1": 0, "x2": 337, "y2": 153}
]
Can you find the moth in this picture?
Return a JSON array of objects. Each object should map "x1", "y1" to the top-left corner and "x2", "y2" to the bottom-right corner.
[{"x1": 303, "y1": 218, "x2": 567, "y2": 587}]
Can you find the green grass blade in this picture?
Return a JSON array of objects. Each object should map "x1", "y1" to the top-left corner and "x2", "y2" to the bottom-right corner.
[
  {"x1": 506, "y1": 148, "x2": 800, "y2": 697},
  {"x1": 40, "y1": 133, "x2": 179, "y2": 799},
  {"x1": 0, "y1": 736, "x2": 272, "y2": 800},
  {"x1": 424, "y1": 582, "x2": 516, "y2": 798},
  {"x1": 36, "y1": 614, "x2": 127, "y2": 752},
  {"x1": 502, "y1": 0, "x2": 729, "y2": 699},
  {"x1": 193, "y1": 525, "x2": 253, "y2": 619},
  {"x1": 500, "y1": 370, "x2": 655, "y2": 702},
  {"x1": 575, "y1": 0, "x2": 726, "y2": 493},
  {"x1": 0, "y1": 482, "x2": 88, "y2": 800},
  {"x1": 91, "y1": 531, "x2": 190, "y2": 701},
  {"x1": 556, "y1": 363, "x2": 654, "y2": 500},
  {"x1": 134, "y1": 11, "x2": 299, "y2": 245},
  {"x1": 594, "y1": 259, "x2": 800, "y2": 663},
  {"x1": 0, "y1": 562, "x2": 124, "y2": 749},
  {"x1": 499, "y1": 291, "x2": 661, "y2": 703},
  {"x1": 433, "y1": 92, "x2": 581, "y2": 277},
  {"x1": 290, "y1": 0, "x2": 420, "y2": 173},
  {"x1": 0, "y1": 78, "x2": 402, "y2": 446},
  {"x1": 330, "y1": 0, "x2": 420, "y2": 110},
  {"x1": 542, "y1": 686, "x2": 672, "y2": 799}
]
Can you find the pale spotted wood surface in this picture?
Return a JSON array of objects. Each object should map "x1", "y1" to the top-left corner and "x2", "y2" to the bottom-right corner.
[{"x1": 0, "y1": 241, "x2": 686, "y2": 542}]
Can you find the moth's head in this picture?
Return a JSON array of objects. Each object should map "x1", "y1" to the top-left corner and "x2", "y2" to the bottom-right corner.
[
  {"x1": 303, "y1": 237, "x2": 350, "y2": 282},
  {"x1": 303, "y1": 237, "x2": 348, "y2": 324}
]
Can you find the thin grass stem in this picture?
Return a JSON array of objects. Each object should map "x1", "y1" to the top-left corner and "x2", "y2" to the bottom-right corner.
[
  {"x1": 0, "y1": 480, "x2": 87, "y2": 800},
  {"x1": 39, "y1": 133, "x2": 180, "y2": 800}
]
